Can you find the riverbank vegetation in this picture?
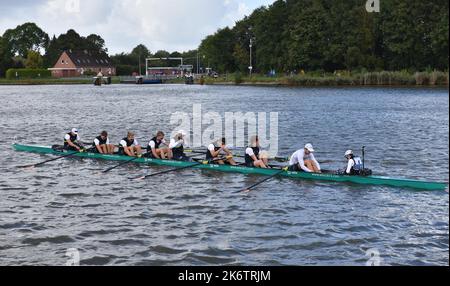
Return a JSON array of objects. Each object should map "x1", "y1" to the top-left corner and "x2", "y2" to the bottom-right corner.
[
  {"x1": 198, "y1": 0, "x2": 448, "y2": 75},
  {"x1": 203, "y1": 70, "x2": 449, "y2": 87},
  {"x1": 0, "y1": 0, "x2": 448, "y2": 87}
]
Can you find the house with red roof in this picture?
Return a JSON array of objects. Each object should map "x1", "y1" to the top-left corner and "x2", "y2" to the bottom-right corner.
[{"x1": 48, "y1": 50, "x2": 116, "y2": 77}]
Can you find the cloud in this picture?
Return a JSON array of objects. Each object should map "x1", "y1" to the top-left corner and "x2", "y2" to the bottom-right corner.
[{"x1": 0, "y1": 0, "x2": 275, "y2": 54}]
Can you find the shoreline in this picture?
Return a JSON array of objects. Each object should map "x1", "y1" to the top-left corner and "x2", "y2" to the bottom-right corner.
[
  {"x1": 1, "y1": 81, "x2": 448, "y2": 88},
  {"x1": 1, "y1": 74, "x2": 448, "y2": 87}
]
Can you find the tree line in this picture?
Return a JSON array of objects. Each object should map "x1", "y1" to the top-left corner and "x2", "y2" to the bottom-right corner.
[
  {"x1": 199, "y1": 0, "x2": 448, "y2": 74},
  {"x1": 1, "y1": 0, "x2": 448, "y2": 77},
  {"x1": 0, "y1": 22, "x2": 201, "y2": 77}
]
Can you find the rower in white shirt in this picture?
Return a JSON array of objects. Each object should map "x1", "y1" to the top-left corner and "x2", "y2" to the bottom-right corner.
[
  {"x1": 206, "y1": 138, "x2": 237, "y2": 165},
  {"x1": 288, "y1": 143, "x2": 321, "y2": 173},
  {"x1": 147, "y1": 131, "x2": 172, "y2": 159},
  {"x1": 119, "y1": 131, "x2": 142, "y2": 157},
  {"x1": 64, "y1": 128, "x2": 84, "y2": 151},
  {"x1": 169, "y1": 130, "x2": 190, "y2": 161},
  {"x1": 93, "y1": 131, "x2": 115, "y2": 154},
  {"x1": 245, "y1": 135, "x2": 269, "y2": 168}
]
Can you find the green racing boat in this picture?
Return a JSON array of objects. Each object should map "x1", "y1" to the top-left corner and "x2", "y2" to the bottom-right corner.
[{"x1": 12, "y1": 144, "x2": 447, "y2": 191}]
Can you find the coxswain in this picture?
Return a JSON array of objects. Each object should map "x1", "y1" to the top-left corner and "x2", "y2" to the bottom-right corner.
[{"x1": 343, "y1": 150, "x2": 363, "y2": 175}]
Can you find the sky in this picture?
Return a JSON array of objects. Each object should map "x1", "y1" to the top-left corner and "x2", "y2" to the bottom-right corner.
[{"x1": 0, "y1": 0, "x2": 275, "y2": 54}]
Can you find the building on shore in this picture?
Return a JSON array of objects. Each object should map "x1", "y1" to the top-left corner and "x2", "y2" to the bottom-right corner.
[{"x1": 48, "y1": 50, "x2": 116, "y2": 77}]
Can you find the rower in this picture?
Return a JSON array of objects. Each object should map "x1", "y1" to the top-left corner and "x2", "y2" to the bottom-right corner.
[
  {"x1": 245, "y1": 135, "x2": 268, "y2": 168},
  {"x1": 147, "y1": 131, "x2": 172, "y2": 159},
  {"x1": 64, "y1": 128, "x2": 84, "y2": 151},
  {"x1": 206, "y1": 138, "x2": 237, "y2": 165},
  {"x1": 288, "y1": 144, "x2": 321, "y2": 173},
  {"x1": 343, "y1": 150, "x2": 363, "y2": 175},
  {"x1": 169, "y1": 130, "x2": 190, "y2": 161},
  {"x1": 93, "y1": 131, "x2": 115, "y2": 154},
  {"x1": 119, "y1": 131, "x2": 142, "y2": 157}
]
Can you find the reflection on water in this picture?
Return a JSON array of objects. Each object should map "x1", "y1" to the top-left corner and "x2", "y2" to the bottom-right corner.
[{"x1": 0, "y1": 84, "x2": 448, "y2": 265}]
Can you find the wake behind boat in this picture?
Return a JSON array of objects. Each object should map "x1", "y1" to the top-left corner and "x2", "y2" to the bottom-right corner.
[{"x1": 12, "y1": 143, "x2": 447, "y2": 191}]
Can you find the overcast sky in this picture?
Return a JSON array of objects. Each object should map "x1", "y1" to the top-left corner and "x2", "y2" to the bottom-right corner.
[{"x1": 0, "y1": 0, "x2": 275, "y2": 54}]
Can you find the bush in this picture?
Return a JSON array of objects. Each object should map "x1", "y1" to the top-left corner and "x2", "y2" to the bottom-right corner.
[
  {"x1": 82, "y1": 70, "x2": 97, "y2": 76},
  {"x1": 5, "y1": 68, "x2": 51, "y2": 79},
  {"x1": 234, "y1": 72, "x2": 243, "y2": 85},
  {"x1": 414, "y1": 72, "x2": 430, "y2": 85},
  {"x1": 116, "y1": 65, "x2": 137, "y2": 76},
  {"x1": 429, "y1": 71, "x2": 448, "y2": 85}
]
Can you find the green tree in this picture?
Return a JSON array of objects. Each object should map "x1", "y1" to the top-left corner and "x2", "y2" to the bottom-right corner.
[
  {"x1": 286, "y1": 0, "x2": 329, "y2": 71},
  {"x1": 131, "y1": 44, "x2": 151, "y2": 59},
  {"x1": 153, "y1": 50, "x2": 171, "y2": 58},
  {"x1": 86, "y1": 34, "x2": 107, "y2": 53},
  {"x1": 44, "y1": 30, "x2": 110, "y2": 68},
  {"x1": 232, "y1": 43, "x2": 249, "y2": 72},
  {"x1": 2, "y1": 23, "x2": 49, "y2": 58},
  {"x1": 25, "y1": 50, "x2": 44, "y2": 69},
  {"x1": 199, "y1": 27, "x2": 236, "y2": 73},
  {"x1": 0, "y1": 36, "x2": 13, "y2": 77}
]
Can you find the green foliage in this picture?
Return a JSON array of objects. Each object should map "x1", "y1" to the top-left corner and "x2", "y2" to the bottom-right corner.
[
  {"x1": 0, "y1": 36, "x2": 13, "y2": 77},
  {"x1": 197, "y1": 0, "x2": 448, "y2": 74},
  {"x1": 43, "y1": 30, "x2": 108, "y2": 68},
  {"x1": 2, "y1": 23, "x2": 49, "y2": 58},
  {"x1": 234, "y1": 72, "x2": 243, "y2": 84},
  {"x1": 82, "y1": 70, "x2": 97, "y2": 76},
  {"x1": 131, "y1": 44, "x2": 151, "y2": 59},
  {"x1": 199, "y1": 27, "x2": 236, "y2": 73},
  {"x1": 6, "y1": 68, "x2": 51, "y2": 79},
  {"x1": 25, "y1": 50, "x2": 44, "y2": 69},
  {"x1": 116, "y1": 64, "x2": 138, "y2": 76}
]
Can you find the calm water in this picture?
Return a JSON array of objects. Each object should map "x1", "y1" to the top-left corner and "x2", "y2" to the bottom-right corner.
[{"x1": 0, "y1": 84, "x2": 448, "y2": 266}]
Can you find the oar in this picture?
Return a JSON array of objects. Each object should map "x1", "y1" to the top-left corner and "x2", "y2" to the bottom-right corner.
[
  {"x1": 185, "y1": 149, "x2": 333, "y2": 164},
  {"x1": 185, "y1": 149, "x2": 289, "y2": 161},
  {"x1": 236, "y1": 168, "x2": 287, "y2": 193},
  {"x1": 17, "y1": 147, "x2": 93, "y2": 169},
  {"x1": 102, "y1": 155, "x2": 142, "y2": 173},
  {"x1": 130, "y1": 156, "x2": 229, "y2": 180}
]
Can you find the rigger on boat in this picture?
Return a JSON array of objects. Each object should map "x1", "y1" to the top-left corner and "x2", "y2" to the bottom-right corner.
[{"x1": 12, "y1": 130, "x2": 447, "y2": 191}]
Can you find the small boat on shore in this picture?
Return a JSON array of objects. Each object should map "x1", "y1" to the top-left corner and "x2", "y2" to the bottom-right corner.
[{"x1": 13, "y1": 144, "x2": 447, "y2": 191}]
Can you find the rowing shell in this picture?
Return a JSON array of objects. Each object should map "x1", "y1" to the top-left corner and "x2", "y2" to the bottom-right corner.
[{"x1": 12, "y1": 144, "x2": 447, "y2": 191}]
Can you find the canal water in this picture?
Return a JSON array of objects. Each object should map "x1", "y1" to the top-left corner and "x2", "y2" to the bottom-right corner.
[{"x1": 0, "y1": 84, "x2": 448, "y2": 265}]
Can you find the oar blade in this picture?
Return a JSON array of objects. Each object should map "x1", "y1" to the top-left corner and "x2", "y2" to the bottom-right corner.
[{"x1": 17, "y1": 164, "x2": 35, "y2": 169}]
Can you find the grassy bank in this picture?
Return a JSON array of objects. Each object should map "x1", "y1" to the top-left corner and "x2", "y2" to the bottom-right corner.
[
  {"x1": 1, "y1": 71, "x2": 448, "y2": 87},
  {"x1": 202, "y1": 71, "x2": 449, "y2": 87},
  {"x1": 0, "y1": 77, "x2": 122, "y2": 85}
]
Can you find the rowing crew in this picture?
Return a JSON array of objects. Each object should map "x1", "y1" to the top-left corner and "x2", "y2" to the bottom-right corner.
[
  {"x1": 64, "y1": 129, "x2": 367, "y2": 176},
  {"x1": 64, "y1": 128, "x2": 191, "y2": 161}
]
